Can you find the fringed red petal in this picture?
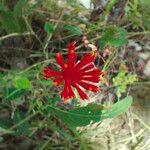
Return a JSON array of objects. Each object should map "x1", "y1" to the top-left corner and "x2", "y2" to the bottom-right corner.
[
  {"x1": 74, "y1": 53, "x2": 96, "y2": 70},
  {"x1": 56, "y1": 53, "x2": 64, "y2": 69},
  {"x1": 43, "y1": 43, "x2": 102, "y2": 102},
  {"x1": 83, "y1": 69, "x2": 102, "y2": 76},
  {"x1": 61, "y1": 82, "x2": 74, "y2": 100},
  {"x1": 53, "y1": 78, "x2": 63, "y2": 86},
  {"x1": 43, "y1": 68, "x2": 62, "y2": 79},
  {"x1": 80, "y1": 63, "x2": 95, "y2": 72},
  {"x1": 77, "y1": 81, "x2": 99, "y2": 92},
  {"x1": 68, "y1": 41, "x2": 76, "y2": 53},
  {"x1": 67, "y1": 53, "x2": 76, "y2": 69},
  {"x1": 72, "y1": 83, "x2": 88, "y2": 100},
  {"x1": 67, "y1": 85, "x2": 74, "y2": 99},
  {"x1": 61, "y1": 82, "x2": 67, "y2": 100},
  {"x1": 82, "y1": 76, "x2": 100, "y2": 83}
]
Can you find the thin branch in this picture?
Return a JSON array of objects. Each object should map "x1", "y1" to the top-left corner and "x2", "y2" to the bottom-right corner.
[
  {"x1": 0, "y1": 32, "x2": 33, "y2": 41},
  {"x1": 23, "y1": 15, "x2": 44, "y2": 47}
]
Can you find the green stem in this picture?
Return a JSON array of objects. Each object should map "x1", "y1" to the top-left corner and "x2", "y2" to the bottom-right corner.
[
  {"x1": 0, "y1": 32, "x2": 32, "y2": 41},
  {"x1": 9, "y1": 111, "x2": 39, "y2": 131},
  {"x1": 102, "y1": 49, "x2": 118, "y2": 71},
  {"x1": 102, "y1": 0, "x2": 118, "y2": 23},
  {"x1": 39, "y1": 136, "x2": 52, "y2": 150},
  {"x1": 128, "y1": 31, "x2": 150, "y2": 38},
  {"x1": 19, "y1": 59, "x2": 55, "y2": 74},
  {"x1": 9, "y1": 106, "x2": 47, "y2": 131},
  {"x1": 43, "y1": 8, "x2": 65, "y2": 59}
]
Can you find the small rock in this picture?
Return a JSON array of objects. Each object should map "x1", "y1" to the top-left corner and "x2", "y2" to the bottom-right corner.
[
  {"x1": 145, "y1": 41, "x2": 150, "y2": 51},
  {"x1": 128, "y1": 40, "x2": 142, "y2": 51},
  {"x1": 118, "y1": 144, "x2": 128, "y2": 150},
  {"x1": 138, "y1": 52, "x2": 150, "y2": 60},
  {"x1": 144, "y1": 60, "x2": 150, "y2": 77},
  {"x1": 77, "y1": 0, "x2": 93, "y2": 9}
]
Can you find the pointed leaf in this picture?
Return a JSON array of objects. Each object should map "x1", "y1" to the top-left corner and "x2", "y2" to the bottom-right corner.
[
  {"x1": 44, "y1": 22, "x2": 54, "y2": 33},
  {"x1": 47, "y1": 96, "x2": 132, "y2": 127},
  {"x1": 13, "y1": 76, "x2": 32, "y2": 90},
  {"x1": 99, "y1": 26, "x2": 128, "y2": 49},
  {"x1": 64, "y1": 25, "x2": 83, "y2": 35},
  {"x1": 102, "y1": 96, "x2": 133, "y2": 119}
]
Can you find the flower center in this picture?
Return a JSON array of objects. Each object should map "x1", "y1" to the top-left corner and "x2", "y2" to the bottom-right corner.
[{"x1": 63, "y1": 67, "x2": 79, "y2": 82}]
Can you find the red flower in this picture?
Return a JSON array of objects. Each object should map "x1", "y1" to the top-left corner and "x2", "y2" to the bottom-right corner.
[{"x1": 43, "y1": 42, "x2": 102, "y2": 101}]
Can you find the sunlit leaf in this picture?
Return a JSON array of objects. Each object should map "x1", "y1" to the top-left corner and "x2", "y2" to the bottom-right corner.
[
  {"x1": 13, "y1": 76, "x2": 32, "y2": 90},
  {"x1": 103, "y1": 96, "x2": 133, "y2": 118}
]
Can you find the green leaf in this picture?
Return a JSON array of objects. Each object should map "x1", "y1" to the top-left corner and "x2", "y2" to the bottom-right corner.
[
  {"x1": 14, "y1": 0, "x2": 41, "y2": 16},
  {"x1": 64, "y1": 25, "x2": 83, "y2": 35},
  {"x1": 0, "y1": 1, "x2": 7, "y2": 12},
  {"x1": 76, "y1": 16, "x2": 91, "y2": 26},
  {"x1": 13, "y1": 76, "x2": 32, "y2": 90},
  {"x1": 0, "y1": 11, "x2": 20, "y2": 33},
  {"x1": 3, "y1": 88, "x2": 27, "y2": 101},
  {"x1": 0, "y1": 118, "x2": 12, "y2": 129},
  {"x1": 103, "y1": 96, "x2": 133, "y2": 118},
  {"x1": 13, "y1": 0, "x2": 26, "y2": 16},
  {"x1": 0, "y1": 72, "x2": 4, "y2": 80},
  {"x1": 44, "y1": 22, "x2": 54, "y2": 33},
  {"x1": 47, "y1": 96, "x2": 132, "y2": 127},
  {"x1": 13, "y1": 110, "x2": 30, "y2": 136},
  {"x1": 0, "y1": 10, "x2": 27, "y2": 33},
  {"x1": 47, "y1": 104, "x2": 103, "y2": 127},
  {"x1": 99, "y1": 26, "x2": 128, "y2": 49},
  {"x1": 113, "y1": 69, "x2": 137, "y2": 99}
]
